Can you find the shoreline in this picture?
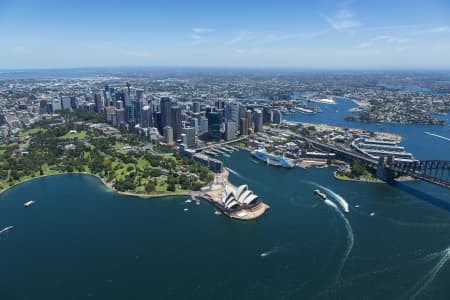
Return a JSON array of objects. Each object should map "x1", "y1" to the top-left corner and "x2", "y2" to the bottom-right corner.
[
  {"x1": 0, "y1": 172, "x2": 192, "y2": 200},
  {"x1": 333, "y1": 171, "x2": 416, "y2": 184}
]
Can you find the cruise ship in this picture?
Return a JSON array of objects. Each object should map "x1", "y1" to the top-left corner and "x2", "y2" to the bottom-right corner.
[{"x1": 251, "y1": 149, "x2": 295, "y2": 168}]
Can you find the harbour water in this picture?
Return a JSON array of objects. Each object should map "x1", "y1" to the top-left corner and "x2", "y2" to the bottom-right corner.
[
  {"x1": 284, "y1": 97, "x2": 450, "y2": 160},
  {"x1": 1, "y1": 155, "x2": 449, "y2": 299},
  {"x1": 1, "y1": 100, "x2": 450, "y2": 299}
]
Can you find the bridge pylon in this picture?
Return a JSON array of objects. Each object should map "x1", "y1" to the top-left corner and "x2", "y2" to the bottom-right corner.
[{"x1": 376, "y1": 156, "x2": 395, "y2": 183}]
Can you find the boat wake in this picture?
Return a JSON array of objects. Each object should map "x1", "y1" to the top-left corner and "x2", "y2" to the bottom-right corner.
[
  {"x1": 307, "y1": 181, "x2": 350, "y2": 213},
  {"x1": 225, "y1": 167, "x2": 246, "y2": 180},
  {"x1": 260, "y1": 245, "x2": 293, "y2": 258},
  {"x1": 324, "y1": 198, "x2": 354, "y2": 285},
  {"x1": 424, "y1": 132, "x2": 450, "y2": 142},
  {"x1": 399, "y1": 246, "x2": 450, "y2": 299}
]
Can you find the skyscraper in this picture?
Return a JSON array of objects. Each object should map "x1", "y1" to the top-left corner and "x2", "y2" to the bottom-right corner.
[
  {"x1": 170, "y1": 106, "x2": 182, "y2": 140},
  {"x1": 240, "y1": 118, "x2": 248, "y2": 136},
  {"x1": 94, "y1": 92, "x2": 104, "y2": 113},
  {"x1": 163, "y1": 126, "x2": 174, "y2": 146},
  {"x1": 272, "y1": 109, "x2": 282, "y2": 124},
  {"x1": 253, "y1": 109, "x2": 263, "y2": 133},
  {"x1": 141, "y1": 105, "x2": 152, "y2": 128},
  {"x1": 207, "y1": 112, "x2": 222, "y2": 140},
  {"x1": 160, "y1": 97, "x2": 172, "y2": 129},
  {"x1": 225, "y1": 121, "x2": 237, "y2": 141}
]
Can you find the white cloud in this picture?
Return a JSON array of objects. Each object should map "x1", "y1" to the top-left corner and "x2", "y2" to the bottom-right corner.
[
  {"x1": 357, "y1": 42, "x2": 373, "y2": 49},
  {"x1": 414, "y1": 26, "x2": 450, "y2": 35},
  {"x1": 192, "y1": 28, "x2": 215, "y2": 34},
  {"x1": 230, "y1": 31, "x2": 252, "y2": 44},
  {"x1": 358, "y1": 35, "x2": 412, "y2": 49},
  {"x1": 261, "y1": 30, "x2": 328, "y2": 44},
  {"x1": 322, "y1": 9, "x2": 360, "y2": 33}
]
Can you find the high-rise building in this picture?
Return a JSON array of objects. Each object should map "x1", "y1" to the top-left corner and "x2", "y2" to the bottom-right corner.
[
  {"x1": 163, "y1": 126, "x2": 174, "y2": 145},
  {"x1": 225, "y1": 102, "x2": 239, "y2": 123},
  {"x1": 190, "y1": 117, "x2": 199, "y2": 135},
  {"x1": 239, "y1": 118, "x2": 248, "y2": 136},
  {"x1": 94, "y1": 93, "x2": 104, "y2": 113},
  {"x1": 253, "y1": 109, "x2": 263, "y2": 133},
  {"x1": 246, "y1": 110, "x2": 253, "y2": 131},
  {"x1": 61, "y1": 96, "x2": 71, "y2": 111},
  {"x1": 135, "y1": 89, "x2": 144, "y2": 102},
  {"x1": 225, "y1": 121, "x2": 237, "y2": 141},
  {"x1": 115, "y1": 108, "x2": 125, "y2": 125},
  {"x1": 141, "y1": 105, "x2": 152, "y2": 128},
  {"x1": 263, "y1": 107, "x2": 272, "y2": 124},
  {"x1": 272, "y1": 109, "x2": 282, "y2": 124},
  {"x1": 181, "y1": 126, "x2": 196, "y2": 148},
  {"x1": 160, "y1": 97, "x2": 172, "y2": 128},
  {"x1": 199, "y1": 117, "x2": 208, "y2": 134},
  {"x1": 192, "y1": 101, "x2": 201, "y2": 113},
  {"x1": 52, "y1": 98, "x2": 62, "y2": 113},
  {"x1": 207, "y1": 112, "x2": 222, "y2": 140},
  {"x1": 170, "y1": 106, "x2": 182, "y2": 140},
  {"x1": 125, "y1": 103, "x2": 135, "y2": 123},
  {"x1": 105, "y1": 106, "x2": 116, "y2": 125}
]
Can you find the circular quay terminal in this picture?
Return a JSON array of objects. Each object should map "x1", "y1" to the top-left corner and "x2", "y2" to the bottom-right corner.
[{"x1": 1, "y1": 0, "x2": 450, "y2": 299}]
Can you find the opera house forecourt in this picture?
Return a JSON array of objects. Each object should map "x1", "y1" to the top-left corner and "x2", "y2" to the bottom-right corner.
[{"x1": 197, "y1": 169, "x2": 269, "y2": 220}]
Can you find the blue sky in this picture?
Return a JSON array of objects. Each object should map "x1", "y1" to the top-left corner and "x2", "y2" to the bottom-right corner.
[{"x1": 1, "y1": 0, "x2": 450, "y2": 69}]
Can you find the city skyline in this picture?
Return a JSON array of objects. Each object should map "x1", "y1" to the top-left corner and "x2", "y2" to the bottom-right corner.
[{"x1": 1, "y1": 0, "x2": 450, "y2": 69}]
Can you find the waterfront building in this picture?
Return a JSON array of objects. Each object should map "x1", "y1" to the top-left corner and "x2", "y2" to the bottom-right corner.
[
  {"x1": 246, "y1": 110, "x2": 253, "y2": 131},
  {"x1": 253, "y1": 109, "x2": 263, "y2": 133},
  {"x1": 221, "y1": 184, "x2": 260, "y2": 210},
  {"x1": 225, "y1": 121, "x2": 237, "y2": 141},
  {"x1": 163, "y1": 126, "x2": 174, "y2": 146},
  {"x1": 272, "y1": 109, "x2": 282, "y2": 124},
  {"x1": 240, "y1": 118, "x2": 249, "y2": 136}
]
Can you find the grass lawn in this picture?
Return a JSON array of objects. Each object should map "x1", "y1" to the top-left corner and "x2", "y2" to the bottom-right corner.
[
  {"x1": 19, "y1": 128, "x2": 47, "y2": 137},
  {"x1": 58, "y1": 130, "x2": 87, "y2": 140}
]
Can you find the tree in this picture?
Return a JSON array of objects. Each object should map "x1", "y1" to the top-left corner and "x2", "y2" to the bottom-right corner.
[
  {"x1": 145, "y1": 182, "x2": 156, "y2": 193},
  {"x1": 351, "y1": 161, "x2": 366, "y2": 177}
]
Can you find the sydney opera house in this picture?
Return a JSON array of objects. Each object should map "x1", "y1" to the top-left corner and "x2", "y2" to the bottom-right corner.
[{"x1": 221, "y1": 184, "x2": 260, "y2": 211}]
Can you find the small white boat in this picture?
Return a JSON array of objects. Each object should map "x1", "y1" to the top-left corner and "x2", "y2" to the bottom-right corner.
[
  {"x1": 370, "y1": 212, "x2": 375, "y2": 217},
  {"x1": 184, "y1": 199, "x2": 192, "y2": 203},
  {"x1": 24, "y1": 200, "x2": 35, "y2": 207},
  {"x1": 184, "y1": 208, "x2": 189, "y2": 212},
  {"x1": 0, "y1": 226, "x2": 14, "y2": 234}
]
